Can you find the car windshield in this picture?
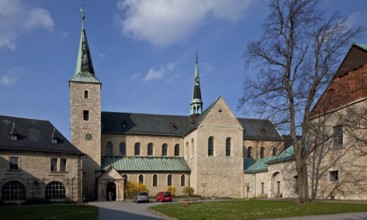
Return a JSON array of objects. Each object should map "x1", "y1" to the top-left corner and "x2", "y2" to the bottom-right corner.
[
  {"x1": 163, "y1": 192, "x2": 171, "y2": 197},
  {"x1": 139, "y1": 192, "x2": 148, "y2": 196}
]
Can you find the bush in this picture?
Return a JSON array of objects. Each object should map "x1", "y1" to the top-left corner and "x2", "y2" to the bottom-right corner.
[
  {"x1": 124, "y1": 181, "x2": 148, "y2": 199},
  {"x1": 166, "y1": 186, "x2": 176, "y2": 196},
  {"x1": 182, "y1": 187, "x2": 195, "y2": 197}
]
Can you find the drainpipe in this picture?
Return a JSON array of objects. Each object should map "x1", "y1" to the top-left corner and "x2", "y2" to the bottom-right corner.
[{"x1": 253, "y1": 172, "x2": 256, "y2": 198}]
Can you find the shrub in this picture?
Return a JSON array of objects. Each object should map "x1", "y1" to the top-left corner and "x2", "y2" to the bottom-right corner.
[
  {"x1": 166, "y1": 186, "x2": 176, "y2": 196},
  {"x1": 124, "y1": 181, "x2": 148, "y2": 199},
  {"x1": 182, "y1": 187, "x2": 195, "y2": 197}
]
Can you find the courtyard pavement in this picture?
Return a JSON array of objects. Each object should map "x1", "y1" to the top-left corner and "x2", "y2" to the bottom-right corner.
[{"x1": 89, "y1": 200, "x2": 367, "y2": 220}]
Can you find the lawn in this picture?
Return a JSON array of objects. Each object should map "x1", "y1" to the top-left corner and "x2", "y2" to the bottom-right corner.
[
  {"x1": 151, "y1": 199, "x2": 367, "y2": 220},
  {"x1": 0, "y1": 204, "x2": 98, "y2": 220}
]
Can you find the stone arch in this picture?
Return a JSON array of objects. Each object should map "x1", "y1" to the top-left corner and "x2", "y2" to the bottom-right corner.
[
  {"x1": 270, "y1": 171, "x2": 282, "y2": 198},
  {"x1": 2, "y1": 180, "x2": 26, "y2": 200}
]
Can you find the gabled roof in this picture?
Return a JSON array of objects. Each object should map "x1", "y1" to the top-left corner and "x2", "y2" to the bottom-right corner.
[
  {"x1": 102, "y1": 112, "x2": 191, "y2": 137},
  {"x1": 238, "y1": 118, "x2": 283, "y2": 141},
  {"x1": 101, "y1": 156, "x2": 191, "y2": 172},
  {"x1": 0, "y1": 115, "x2": 83, "y2": 155},
  {"x1": 335, "y1": 43, "x2": 367, "y2": 78}
]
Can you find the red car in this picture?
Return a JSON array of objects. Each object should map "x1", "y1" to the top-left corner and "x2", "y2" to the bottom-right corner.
[{"x1": 155, "y1": 192, "x2": 172, "y2": 202}]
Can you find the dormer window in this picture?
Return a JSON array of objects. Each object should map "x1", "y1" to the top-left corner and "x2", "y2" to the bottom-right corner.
[
  {"x1": 121, "y1": 120, "x2": 127, "y2": 128},
  {"x1": 50, "y1": 128, "x2": 59, "y2": 144},
  {"x1": 9, "y1": 123, "x2": 18, "y2": 141}
]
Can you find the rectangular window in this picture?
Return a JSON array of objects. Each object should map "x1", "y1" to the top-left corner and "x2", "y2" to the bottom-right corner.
[
  {"x1": 333, "y1": 125, "x2": 343, "y2": 147},
  {"x1": 329, "y1": 171, "x2": 339, "y2": 182},
  {"x1": 51, "y1": 158, "x2": 58, "y2": 172},
  {"x1": 261, "y1": 182, "x2": 264, "y2": 194},
  {"x1": 60, "y1": 159, "x2": 67, "y2": 172},
  {"x1": 83, "y1": 110, "x2": 89, "y2": 121},
  {"x1": 9, "y1": 156, "x2": 19, "y2": 170}
]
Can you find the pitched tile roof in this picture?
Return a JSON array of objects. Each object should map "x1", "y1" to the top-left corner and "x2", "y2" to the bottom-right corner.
[
  {"x1": 0, "y1": 115, "x2": 83, "y2": 155},
  {"x1": 244, "y1": 157, "x2": 275, "y2": 174},
  {"x1": 238, "y1": 118, "x2": 283, "y2": 141},
  {"x1": 102, "y1": 156, "x2": 191, "y2": 172}
]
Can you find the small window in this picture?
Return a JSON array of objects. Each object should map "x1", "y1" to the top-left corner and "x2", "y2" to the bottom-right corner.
[
  {"x1": 135, "y1": 143, "x2": 141, "y2": 156},
  {"x1": 60, "y1": 159, "x2": 67, "y2": 172},
  {"x1": 174, "y1": 144, "x2": 180, "y2": 156},
  {"x1": 260, "y1": 147, "x2": 265, "y2": 158},
  {"x1": 84, "y1": 90, "x2": 89, "y2": 99},
  {"x1": 261, "y1": 182, "x2": 264, "y2": 194},
  {"x1": 148, "y1": 143, "x2": 153, "y2": 156},
  {"x1": 51, "y1": 158, "x2": 58, "y2": 172},
  {"x1": 167, "y1": 175, "x2": 172, "y2": 186},
  {"x1": 152, "y1": 174, "x2": 158, "y2": 187},
  {"x1": 162, "y1": 143, "x2": 168, "y2": 156},
  {"x1": 120, "y1": 142, "x2": 126, "y2": 156},
  {"x1": 333, "y1": 125, "x2": 343, "y2": 147},
  {"x1": 208, "y1": 136, "x2": 214, "y2": 156},
  {"x1": 226, "y1": 137, "x2": 231, "y2": 156},
  {"x1": 247, "y1": 146, "x2": 253, "y2": 158},
  {"x1": 106, "y1": 142, "x2": 113, "y2": 156},
  {"x1": 181, "y1": 175, "x2": 185, "y2": 187},
  {"x1": 272, "y1": 147, "x2": 278, "y2": 156},
  {"x1": 329, "y1": 171, "x2": 339, "y2": 182},
  {"x1": 138, "y1": 174, "x2": 144, "y2": 184},
  {"x1": 83, "y1": 110, "x2": 89, "y2": 121},
  {"x1": 9, "y1": 157, "x2": 19, "y2": 170}
]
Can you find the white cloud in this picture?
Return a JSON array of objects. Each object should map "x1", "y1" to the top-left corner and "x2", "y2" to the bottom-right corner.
[
  {"x1": 0, "y1": 0, "x2": 54, "y2": 49},
  {"x1": 143, "y1": 63, "x2": 176, "y2": 82},
  {"x1": 117, "y1": 0, "x2": 253, "y2": 47},
  {"x1": 0, "y1": 68, "x2": 21, "y2": 86},
  {"x1": 343, "y1": 12, "x2": 361, "y2": 30}
]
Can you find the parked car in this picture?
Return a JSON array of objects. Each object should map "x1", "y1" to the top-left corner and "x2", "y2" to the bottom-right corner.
[
  {"x1": 133, "y1": 192, "x2": 149, "y2": 203},
  {"x1": 155, "y1": 191, "x2": 172, "y2": 202}
]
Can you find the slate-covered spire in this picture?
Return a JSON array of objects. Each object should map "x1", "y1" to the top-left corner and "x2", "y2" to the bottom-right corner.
[
  {"x1": 190, "y1": 52, "x2": 203, "y2": 115},
  {"x1": 70, "y1": 6, "x2": 100, "y2": 84}
]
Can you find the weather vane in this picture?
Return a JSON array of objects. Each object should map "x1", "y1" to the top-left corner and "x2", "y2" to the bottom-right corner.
[{"x1": 80, "y1": 5, "x2": 86, "y2": 20}]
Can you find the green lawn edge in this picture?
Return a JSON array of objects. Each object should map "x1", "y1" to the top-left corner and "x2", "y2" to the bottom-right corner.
[{"x1": 150, "y1": 200, "x2": 367, "y2": 220}]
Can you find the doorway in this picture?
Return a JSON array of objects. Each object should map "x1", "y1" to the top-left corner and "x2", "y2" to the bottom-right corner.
[{"x1": 106, "y1": 182, "x2": 116, "y2": 201}]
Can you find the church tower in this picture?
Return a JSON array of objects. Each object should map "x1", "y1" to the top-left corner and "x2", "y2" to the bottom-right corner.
[
  {"x1": 190, "y1": 53, "x2": 203, "y2": 115},
  {"x1": 69, "y1": 8, "x2": 101, "y2": 200}
]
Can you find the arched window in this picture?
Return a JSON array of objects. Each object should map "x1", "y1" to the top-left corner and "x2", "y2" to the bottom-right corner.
[
  {"x1": 181, "y1": 175, "x2": 185, "y2": 186},
  {"x1": 138, "y1": 174, "x2": 144, "y2": 183},
  {"x1": 260, "y1": 146, "x2": 265, "y2": 159},
  {"x1": 152, "y1": 174, "x2": 157, "y2": 187},
  {"x1": 123, "y1": 174, "x2": 128, "y2": 182},
  {"x1": 185, "y1": 142, "x2": 189, "y2": 160},
  {"x1": 167, "y1": 175, "x2": 172, "y2": 186},
  {"x1": 272, "y1": 147, "x2": 278, "y2": 156},
  {"x1": 226, "y1": 137, "x2": 231, "y2": 156},
  {"x1": 174, "y1": 144, "x2": 180, "y2": 156},
  {"x1": 119, "y1": 142, "x2": 126, "y2": 156},
  {"x1": 45, "y1": 181, "x2": 66, "y2": 199},
  {"x1": 134, "y1": 143, "x2": 141, "y2": 156},
  {"x1": 84, "y1": 90, "x2": 89, "y2": 98},
  {"x1": 2, "y1": 181, "x2": 26, "y2": 200},
  {"x1": 148, "y1": 143, "x2": 153, "y2": 156},
  {"x1": 247, "y1": 146, "x2": 253, "y2": 158},
  {"x1": 190, "y1": 138, "x2": 194, "y2": 158},
  {"x1": 208, "y1": 136, "x2": 214, "y2": 156},
  {"x1": 162, "y1": 143, "x2": 168, "y2": 156},
  {"x1": 106, "y1": 141, "x2": 113, "y2": 156}
]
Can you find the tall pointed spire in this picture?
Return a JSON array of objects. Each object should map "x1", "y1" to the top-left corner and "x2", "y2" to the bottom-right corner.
[
  {"x1": 190, "y1": 52, "x2": 203, "y2": 115},
  {"x1": 70, "y1": 6, "x2": 100, "y2": 84}
]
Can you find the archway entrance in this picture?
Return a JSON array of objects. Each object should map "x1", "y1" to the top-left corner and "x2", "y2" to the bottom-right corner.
[
  {"x1": 106, "y1": 182, "x2": 116, "y2": 201},
  {"x1": 271, "y1": 171, "x2": 281, "y2": 198}
]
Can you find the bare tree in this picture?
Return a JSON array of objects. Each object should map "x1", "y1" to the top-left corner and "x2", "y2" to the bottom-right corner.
[{"x1": 238, "y1": 0, "x2": 364, "y2": 203}]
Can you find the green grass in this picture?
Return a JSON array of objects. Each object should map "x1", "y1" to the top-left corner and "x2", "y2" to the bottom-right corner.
[
  {"x1": 151, "y1": 200, "x2": 367, "y2": 220},
  {"x1": 0, "y1": 204, "x2": 98, "y2": 220}
]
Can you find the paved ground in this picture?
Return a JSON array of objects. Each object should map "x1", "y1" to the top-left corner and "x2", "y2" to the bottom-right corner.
[{"x1": 90, "y1": 200, "x2": 367, "y2": 220}]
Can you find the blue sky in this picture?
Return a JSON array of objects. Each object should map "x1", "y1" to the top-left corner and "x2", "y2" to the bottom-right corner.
[{"x1": 1, "y1": 0, "x2": 367, "y2": 139}]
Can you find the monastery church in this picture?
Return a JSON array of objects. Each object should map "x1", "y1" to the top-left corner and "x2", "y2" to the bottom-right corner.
[{"x1": 1, "y1": 13, "x2": 367, "y2": 202}]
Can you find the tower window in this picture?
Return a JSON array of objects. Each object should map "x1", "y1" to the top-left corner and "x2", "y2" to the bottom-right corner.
[
  {"x1": 162, "y1": 143, "x2": 168, "y2": 156},
  {"x1": 247, "y1": 146, "x2": 253, "y2": 158},
  {"x1": 153, "y1": 174, "x2": 158, "y2": 187},
  {"x1": 272, "y1": 147, "x2": 278, "y2": 156},
  {"x1": 260, "y1": 147, "x2": 265, "y2": 158},
  {"x1": 167, "y1": 175, "x2": 172, "y2": 186},
  {"x1": 83, "y1": 110, "x2": 89, "y2": 121},
  {"x1": 84, "y1": 90, "x2": 89, "y2": 98},
  {"x1": 174, "y1": 144, "x2": 180, "y2": 156},
  {"x1": 226, "y1": 137, "x2": 231, "y2": 156},
  {"x1": 120, "y1": 142, "x2": 126, "y2": 156},
  {"x1": 135, "y1": 143, "x2": 141, "y2": 156},
  {"x1": 138, "y1": 174, "x2": 144, "y2": 184},
  {"x1": 148, "y1": 143, "x2": 153, "y2": 156}
]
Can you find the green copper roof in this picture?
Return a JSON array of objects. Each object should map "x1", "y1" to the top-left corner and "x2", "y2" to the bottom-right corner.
[
  {"x1": 244, "y1": 157, "x2": 275, "y2": 174},
  {"x1": 70, "y1": 13, "x2": 100, "y2": 84},
  {"x1": 267, "y1": 145, "x2": 294, "y2": 164},
  {"x1": 102, "y1": 156, "x2": 191, "y2": 172},
  {"x1": 355, "y1": 43, "x2": 367, "y2": 51}
]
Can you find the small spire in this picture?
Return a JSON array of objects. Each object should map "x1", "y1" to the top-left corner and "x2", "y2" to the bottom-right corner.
[{"x1": 190, "y1": 52, "x2": 203, "y2": 115}]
